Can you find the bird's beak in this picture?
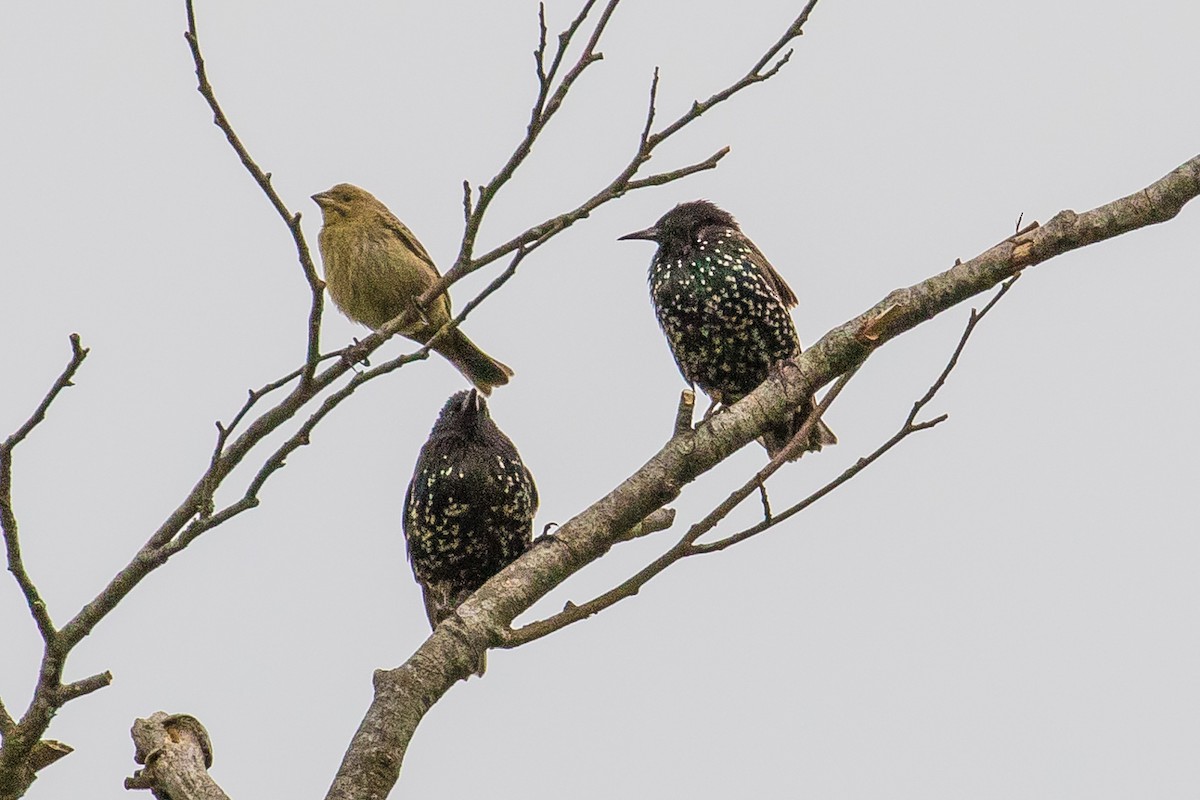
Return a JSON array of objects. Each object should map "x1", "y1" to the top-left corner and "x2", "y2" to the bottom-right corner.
[
  {"x1": 618, "y1": 226, "x2": 659, "y2": 242},
  {"x1": 311, "y1": 191, "x2": 330, "y2": 206},
  {"x1": 462, "y1": 389, "x2": 484, "y2": 414}
]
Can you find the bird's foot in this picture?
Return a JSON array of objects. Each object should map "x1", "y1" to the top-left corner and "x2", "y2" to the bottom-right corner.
[
  {"x1": 701, "y1": 395, "x2": 724, "y2": 420},
  {"x1": 407, "y1": 298, "x2": 432, "y2": 328},
  {"x1": 340, "y1": 338, "x2": 371, "y2": 369},
  {"x1": 533, "y1": 522, "x2": 559, "y2": 546}
]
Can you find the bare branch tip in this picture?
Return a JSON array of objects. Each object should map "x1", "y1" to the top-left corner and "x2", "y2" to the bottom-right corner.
[
  {"x1": 28, "y1": 740, "x2": 74, "y2": 773},
  {"x1": 55, "y1": 670, "x2": 115, "y2": 704}
]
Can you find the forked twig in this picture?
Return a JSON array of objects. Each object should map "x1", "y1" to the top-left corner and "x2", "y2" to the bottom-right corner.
[{"x1": 694, "y1": 274, "x2": 1021, "y2": 553}]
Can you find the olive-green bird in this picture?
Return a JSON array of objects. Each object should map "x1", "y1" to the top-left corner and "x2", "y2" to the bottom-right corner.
[{"x1": 311, "y1": 183, "x2": 513, "y2": 394}]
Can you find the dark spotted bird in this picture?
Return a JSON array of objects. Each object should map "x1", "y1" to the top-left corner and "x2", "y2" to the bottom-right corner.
[
  {"x1": 312, "y1": 183, "x2": 512, "y2": 394},
  {"x1": 403, "y1": 390, "x2": 537, "y2": 669},
  {"x1": 619, "y1": 200, "x2": 835, "y2": 458}
]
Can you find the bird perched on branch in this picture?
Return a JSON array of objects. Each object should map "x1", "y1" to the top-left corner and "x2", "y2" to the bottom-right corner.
[
  {"x1": 403, "y1": 389, "x2": 537, "y2": 672},
  {"x1": 311, "y1": 183, "x2": 512, "y2": 394},
  {"x1": 620, "y1": 200, "x2": 835, "y2": 458}
]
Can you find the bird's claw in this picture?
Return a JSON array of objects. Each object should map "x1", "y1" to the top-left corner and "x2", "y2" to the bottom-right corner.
[{"x1": 340, "y1": 338, "x2": 371, "y2": 369}]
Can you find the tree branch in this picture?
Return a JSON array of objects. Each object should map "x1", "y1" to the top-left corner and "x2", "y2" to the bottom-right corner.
[
  {"x1": 454, "y1": 0, "x2": 614, "y2": 271},
  {"x1": 52, "y1": 672, "x2": 114, "y2": 706},
  {"x1": 1, "y1": 333, "x2": 87, "y2": 643},
  {"x1": 647, "y1": 0, "x2": 818, "y2": 146},
  {"x1": 322, "y1": 153, "x2": 1200, "y2": 800},
  {"x1": 693, "y1": 275, "x2": 1020, "y2": 554},
  {"x1": 183, "y1": 0, "x2": 324, "y2": 380},
  {"x1": 125, "y1": 713, "x2": 229, "y2": 800},
  {"x1": 416, "y1": 0, "x2": 820, "y2": 321},
  {"x1": 501, "y1": 363, "x2": 858, "y2": 647}
]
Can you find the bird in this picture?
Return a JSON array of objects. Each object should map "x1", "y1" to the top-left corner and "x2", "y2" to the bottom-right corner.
[
  {"x1": 311, "y1": 183, "x2": 513, "y2": 394},
  {"x1": 403, "y1": 389, "x2": 538, "y2": 672},
  {"x1": 619, "y1": 200, "x2": 835, "y2": 458}
]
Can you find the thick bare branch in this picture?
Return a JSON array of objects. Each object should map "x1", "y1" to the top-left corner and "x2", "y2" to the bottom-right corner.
[
  {"x1": 1, "y1": 738, "x2": 74, "y2": 800},
  {"x1": 501, "y1": 363, "x2": 859, "y2": 647},
  {"x1": 693, "y1": 276, "x2": 1020, "y2": 554}
]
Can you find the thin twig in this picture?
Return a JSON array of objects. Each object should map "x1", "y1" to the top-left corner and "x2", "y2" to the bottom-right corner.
[
  {"x1": 639, "y1": 68, "x2": 660, "y2": 149},
  {"x1": 52, "y1": 672, "x2": 114, "y2": 705},
  {"x1": 501, "y1": 365, "x2": 856, "y2": 648},
  {"x1": 647, "y1": 0, "x2": 818, "y2": 146},
  {"x1": 0, "y1": 336, "x2": 111, "y2": 792},
  {"x1": 694, "y1": 275, "x2": 1021, "y2": 554},
  {"x1": 758, "y1": 483, "x2": 772, "y2": 524},
  {"x1": 1, "y1": 334, "x2": 88, "y2": 643},
  {"x1": 909, "y1": 274, "x2": 1021, "y2": 420},
  {"x1": 1, "y1": 334, "x2": 89, "y2": 454},
  {"x1": 678, "y1": 365, "x2": 859, "y2": 544},
  {"x1": 183, "y1": 0, "x2": 325, "y2": 380},
  {"x1": 198, "y1": 351, "x2": 341, "y2": 516},
  {"x1": 454, "y1": 0, "x2": 610, "y2": 273},
  {"x1": 419, "y1": 0, "x2": 819, "y2": 319},
  {"x1": 672, "y1": 390, "x2": 696, "y2": 437}
]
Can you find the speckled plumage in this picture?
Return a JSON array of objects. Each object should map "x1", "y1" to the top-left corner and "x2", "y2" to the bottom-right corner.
[
  {"x1": 403, "y1": 390, "x2": 537, "y2": 633},
  {"x1": 620, "y1": 200, "x2": 835, "y2": 458}
]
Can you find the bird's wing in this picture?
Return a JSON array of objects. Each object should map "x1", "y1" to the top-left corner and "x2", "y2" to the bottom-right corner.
[
  {"x1": 380, "y1": 210, "x2": 441, "y2": 274},
  {"x1": 745, "y1": 239, "x2": 799, "y2": 309}
]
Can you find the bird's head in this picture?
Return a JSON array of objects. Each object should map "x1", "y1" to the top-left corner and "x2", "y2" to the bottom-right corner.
[
  {"x1": 311, "y1": 183, "x2": 383, "y2": 222},
  {"x1": 618, "y1": 200, "x2": 739, "y2": 251},
  {"x1": 430, "y1": 389, "x2": 491, "y2": 439}
]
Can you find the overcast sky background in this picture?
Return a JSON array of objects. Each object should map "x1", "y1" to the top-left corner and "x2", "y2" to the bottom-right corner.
[{"x1": 2, "y1": 1, "x2": 1199, "y2": 798}]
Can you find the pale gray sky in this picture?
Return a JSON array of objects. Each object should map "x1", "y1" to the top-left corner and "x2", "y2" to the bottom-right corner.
[{"x1": 2, "y1": 1, "x2": 1198, "y2": 798}]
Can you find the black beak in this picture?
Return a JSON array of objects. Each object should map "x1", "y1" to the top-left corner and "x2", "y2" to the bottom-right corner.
[
  {"x1": 618, "y1": 226, "x2": 659, "y2": 242},
  {"x1": 311, "y1": 191, "x2": 329, "y2": 205}
]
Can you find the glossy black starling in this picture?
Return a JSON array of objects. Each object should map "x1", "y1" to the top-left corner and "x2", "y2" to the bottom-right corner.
[
  {"x1": 620, "y1": 200, "x2": 836, "y2": 458},
  {"x1": 403, "y1": 390, "x2": 537, "y2": 646}
]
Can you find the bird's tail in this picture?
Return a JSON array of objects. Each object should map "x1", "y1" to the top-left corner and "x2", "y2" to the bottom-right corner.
[
  {"x1": 760, "y1": 398, "x2": 837, "y2": 461},
  {"x1": 433, "y1": 329, "x2": 514, "y2": 395}
]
